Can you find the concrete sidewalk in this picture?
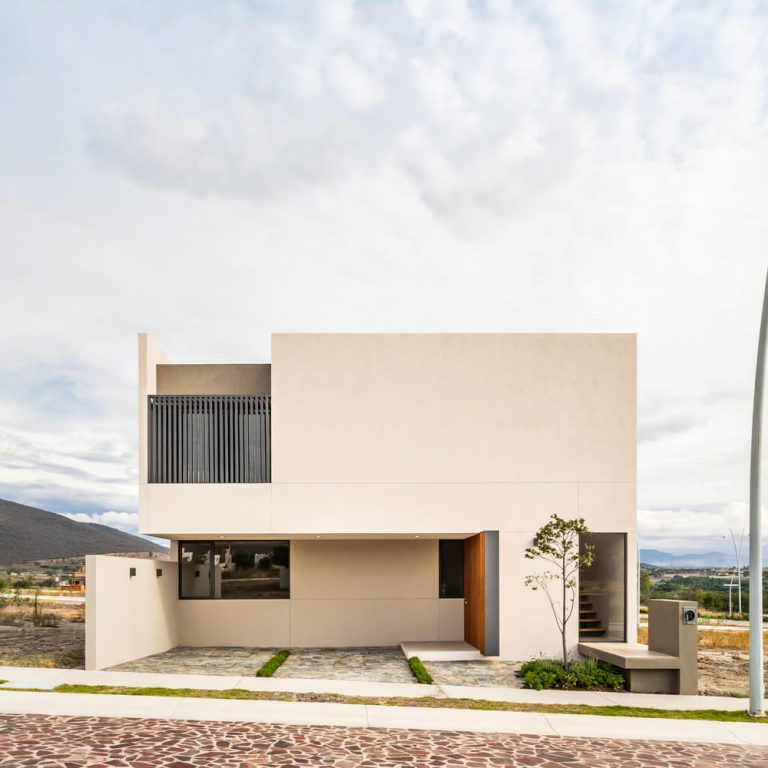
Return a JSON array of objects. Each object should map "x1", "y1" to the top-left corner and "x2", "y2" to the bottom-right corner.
[
  {"x1": 0, "y1": 664, "x2": 751, "y2": 711},
  {"x1": 0, "y1": 688, "x2": 766, "y2": 747}
]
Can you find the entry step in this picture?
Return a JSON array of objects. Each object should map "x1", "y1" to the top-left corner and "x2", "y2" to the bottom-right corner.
[{"x1": 400, "y1": 641, "x2": 485, "y2": 662}]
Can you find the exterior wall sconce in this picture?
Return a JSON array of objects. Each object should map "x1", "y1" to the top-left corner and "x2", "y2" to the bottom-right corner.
[
  {"x1": 129, "y1": 567, "x2": 137, "y2": 578},
  {"x1": 532, "y1": 537, "x2": 539, "y2": 547},
  {"x1": 156, "y1": 568, "x2": 163, "y2": 577}
]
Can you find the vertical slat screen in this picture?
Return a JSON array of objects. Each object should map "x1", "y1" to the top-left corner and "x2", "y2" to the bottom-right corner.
[{"x1": 148, "y1": 395, "x2": 271, "y2": 483}]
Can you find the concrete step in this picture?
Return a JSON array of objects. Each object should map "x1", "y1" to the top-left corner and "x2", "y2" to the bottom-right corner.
[{"x1": 400, "y1": 641, "x2": 485, "y2": 662}]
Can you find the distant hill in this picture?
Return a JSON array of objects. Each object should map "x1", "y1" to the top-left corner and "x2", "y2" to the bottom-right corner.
[
  {"x1": 0, "y1": 498, "x2": 167, "y2": 564},
  {"x1": 640, "y1": 549, "x2": 735, "y2": 568}
]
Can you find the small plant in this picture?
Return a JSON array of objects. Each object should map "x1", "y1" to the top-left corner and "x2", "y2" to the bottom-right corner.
[
  {"x1": 31, "y1": 590, "x2": 58, "y2": 628},
  {"x1": 256, "y1": 650, "x2": 290, "y2": 677},
  {"x1": 12, "y1": 587, "x2": 23, "y2": 608},
  {"x1": 520, "y1": 658, "x2": 624, "y2": 691},
  {"x1": 407, "y1": 656, "x2": 433, "y2": 684}
]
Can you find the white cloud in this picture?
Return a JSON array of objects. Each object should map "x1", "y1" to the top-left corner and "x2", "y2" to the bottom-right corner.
[
  {"x1": 63, "y1": 510, "x2": 139, "y2": 534},
  {"x1": 0, "y1": 1, "x2": 767, "y2": 550}
]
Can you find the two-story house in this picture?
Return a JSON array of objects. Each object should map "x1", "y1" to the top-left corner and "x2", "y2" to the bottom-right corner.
[{"x1": 85, "y1": 333, "x2": 637, "y2": 670}]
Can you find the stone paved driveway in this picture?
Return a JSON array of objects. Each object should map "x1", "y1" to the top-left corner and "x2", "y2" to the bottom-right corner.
[
  {"x1": 274, "y1": 647, "x2": 415, "y2": 683},
  {"x1": 425, "y1": 659, "x2": 524, "y2": 688},
  {"x1": 108, "y1": 646, "x2": 276, "y2": 677},
  {"x1": 107, "y1": 646, "x2": 528, "y2": 688},
  {"x1": 0, "y1": 714, "x2": 765, "y2": 767}
]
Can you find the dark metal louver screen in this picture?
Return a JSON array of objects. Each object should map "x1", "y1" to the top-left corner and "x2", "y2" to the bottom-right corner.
[{"x1": 148, "y1": 395, "x2": 271, "y2": 483}]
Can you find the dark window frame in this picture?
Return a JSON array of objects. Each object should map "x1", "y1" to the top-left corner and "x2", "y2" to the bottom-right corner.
[
  {"x1": 439, "y1": 539, "x2": 464, "y2": 598},
  {"x1": 178, "y1": 540, "x2": 290, "y2": 600}
]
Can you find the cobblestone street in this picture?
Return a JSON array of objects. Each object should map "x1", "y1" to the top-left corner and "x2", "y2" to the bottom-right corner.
[{"x1": 0, "y1": 714, "x2": 765, "y2": 767}]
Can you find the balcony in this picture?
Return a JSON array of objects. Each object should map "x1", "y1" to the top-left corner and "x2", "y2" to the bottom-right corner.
[{"x1": 148, "y1": 395, "x2": 271, "y2": 483}]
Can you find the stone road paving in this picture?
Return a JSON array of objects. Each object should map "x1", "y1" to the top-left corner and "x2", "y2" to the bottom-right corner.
[{"x1": 0, "y1": 714, "x2": 765, "y2": 767}]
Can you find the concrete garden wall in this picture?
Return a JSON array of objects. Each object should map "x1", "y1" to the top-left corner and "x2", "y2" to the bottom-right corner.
[{"x1": 85, "y1": 554, "x2": 179, "y2": 670}]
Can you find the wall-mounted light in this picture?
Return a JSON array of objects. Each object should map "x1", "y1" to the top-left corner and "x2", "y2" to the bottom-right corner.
[
  {"x1": 156, "y1": 568, "x2": 163, "y2": 578},
  {"x1": 533, "y1": 537, "x2": 539, "y2": 548},
  {"x1": 129, "y1": 567, "x2": 136, "y2": 578}
]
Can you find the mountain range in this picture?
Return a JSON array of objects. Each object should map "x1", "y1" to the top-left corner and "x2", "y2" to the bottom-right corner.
[
  {"x1": 0, "y1": 497, "x2": 167, "y2": 564},
  {"x1": 640, "y1": 548, "x2": 741, "y2": 568}
]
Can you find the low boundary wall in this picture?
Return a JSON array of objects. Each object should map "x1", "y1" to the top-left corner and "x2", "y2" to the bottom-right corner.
[{"x1": 85, "y1": 555, "x2": 179, "y2": 670}]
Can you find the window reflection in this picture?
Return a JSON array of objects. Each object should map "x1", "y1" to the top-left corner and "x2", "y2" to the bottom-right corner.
[
  {"x1": 179, "y1": 540, "x2": 290, "y2": 599},
  {"x1": 213, "y1": 541, "x2": 290, "y2": 599}
]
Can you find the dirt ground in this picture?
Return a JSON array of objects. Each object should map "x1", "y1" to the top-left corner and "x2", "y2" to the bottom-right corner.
[
  {"x1": 0, "y1": 601, "x2": 85, "y2": 669},
  {"x1": 697, "y1": 648, "x2": 766, "y2": 697},
  {"x1": 0, "y1": 621, "x2": 84, "y2": 668}
]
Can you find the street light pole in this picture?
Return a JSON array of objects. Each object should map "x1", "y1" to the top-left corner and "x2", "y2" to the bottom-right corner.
[{"x1": 748, "y1": 268, "x2": 768, "y2": 717}]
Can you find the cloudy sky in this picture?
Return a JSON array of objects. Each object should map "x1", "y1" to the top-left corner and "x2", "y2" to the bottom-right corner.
[{"x1": 1, "y1": 1, "x2": 767, "y2": 555}]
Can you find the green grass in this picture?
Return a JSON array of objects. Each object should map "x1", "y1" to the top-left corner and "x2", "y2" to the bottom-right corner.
[
  {"x1": 407, "y1": 656, "x2": 433, "y2": 684},
  {"x1": 5, "y1": 683, "x2": 766, "y2": 723},
  {"x1": 255, "y1": 649, "x2": 290, "y2": 678}
]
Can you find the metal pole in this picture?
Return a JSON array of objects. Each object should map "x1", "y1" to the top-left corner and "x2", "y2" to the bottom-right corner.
[{"x1": 748, "y1": 268, "x2": 768, "y2": 717}]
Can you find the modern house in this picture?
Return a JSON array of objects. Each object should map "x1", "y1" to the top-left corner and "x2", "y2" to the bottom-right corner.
[{"x1": 85, "y1": 333, "x2": 637, "y2": 670}]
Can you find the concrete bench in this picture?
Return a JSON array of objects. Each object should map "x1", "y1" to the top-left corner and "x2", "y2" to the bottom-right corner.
[
  {"x1": 579, "y1": 600, "x2": 698, "y2": 695},
  {"x1": 578, "y1": 641, "x2": 681, "y2": 693}
]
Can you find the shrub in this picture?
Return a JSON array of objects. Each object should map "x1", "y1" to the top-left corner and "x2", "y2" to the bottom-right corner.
[
  {"x1": 407, "y1": 656, "x2": 433, "y2": 684},
  {"x1": 256, "y1": 650, "x2": 290, "y2": 677},
  {"x1": 520, "y1": 658, "x2": 624, "y2": 691}
]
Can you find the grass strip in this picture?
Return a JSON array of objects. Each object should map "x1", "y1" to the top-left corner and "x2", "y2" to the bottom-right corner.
[
  {"x1": 407, "y1": 656, "x2": 433, "y2": 684},
  {"x1": 16, "y1": 684, "x2": 763, "y2": 723},
  {"x1": 255, "y1": 650, "x2": 290, "y2": 678}
]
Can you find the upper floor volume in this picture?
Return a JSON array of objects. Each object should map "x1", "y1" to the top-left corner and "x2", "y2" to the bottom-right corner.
[{"x1": 147, "y1": 394, "x2": 271, "y2": 484}]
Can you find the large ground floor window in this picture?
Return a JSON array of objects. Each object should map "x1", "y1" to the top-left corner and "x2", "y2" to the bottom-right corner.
[{"x1": 179, "y1": 540, "x2": 290, "y2": 599}]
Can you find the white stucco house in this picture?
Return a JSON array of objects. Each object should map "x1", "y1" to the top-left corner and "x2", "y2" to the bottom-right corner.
[{"x1": 85, "y1": 332, "x2": 637, "y2": 670}]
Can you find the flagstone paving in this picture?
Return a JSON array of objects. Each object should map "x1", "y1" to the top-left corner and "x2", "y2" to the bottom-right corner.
[
  {"x1": 425, "y1": 659, "x2": 525, "y2": 688},
  {"x1": 106, "y1": 646, "x2": 530, "y2": 688},
  {"x1": 0, "y1": 713, "x2": 765, "y2": 767},
  {"x1": 273, "y1": 647, "x2": 415, "y2": 683},
  {"x1": 108, "y1": 646, "x2": 276, "y2": 677}
]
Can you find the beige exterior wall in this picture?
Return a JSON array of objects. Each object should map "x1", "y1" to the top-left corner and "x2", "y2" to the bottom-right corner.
[
  {"x1": 271, "y1": 334, "x2": 635, "y2": 484},
  {"x1": 157, "y1": 364, "x2": 271, "y2": 395},
  {"x1": 134, "y1": 333, "x2": 636, "y2": 659},
  {"x1": 85, "y1": 555, "x2": 178, "y2": 670},
  {"x1": 176, "y1": 539, "x2": 464, "y2": 648},
  {"x1": 178, "y1": 600, "x2": 290, "y2": 647},
  {"x1": 138, "y1": 333, "x2": 168, "y2": 488}
]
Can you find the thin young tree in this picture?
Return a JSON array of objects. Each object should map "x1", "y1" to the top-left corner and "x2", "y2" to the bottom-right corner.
[{"x1": 524, "y1": 514, "x2": 594, "y2": 668}]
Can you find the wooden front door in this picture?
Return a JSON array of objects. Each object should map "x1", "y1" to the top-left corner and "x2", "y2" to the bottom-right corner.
[{"x1": 463, "y1": 532, "x2": 485, "y2": 653}]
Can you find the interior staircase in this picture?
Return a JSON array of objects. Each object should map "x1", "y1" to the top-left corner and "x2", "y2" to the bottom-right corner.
[{"x1": 579, "y1": 594, "x2": 606, "y2": 638}]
